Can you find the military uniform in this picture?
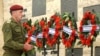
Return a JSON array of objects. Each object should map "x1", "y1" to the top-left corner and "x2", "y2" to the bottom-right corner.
[{"x1": 2, "y1": 18, "x2": 26, "y2": 56}]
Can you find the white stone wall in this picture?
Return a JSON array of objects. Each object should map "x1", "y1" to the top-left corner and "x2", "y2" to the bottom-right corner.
[
  {"x1": 0, "y1": 0, "x2": 100, "y2": 56},
  {"x1": 0, "y1": 0, "x2": 4, "y2": 56}
]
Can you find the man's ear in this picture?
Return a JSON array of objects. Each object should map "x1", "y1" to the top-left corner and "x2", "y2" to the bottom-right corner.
[
  {"x1": 10, "y1": 11, "x2": 12, "y2": 15},
  {"x1": 11, "y1": 11, "x2": 16, "y2": 16}
]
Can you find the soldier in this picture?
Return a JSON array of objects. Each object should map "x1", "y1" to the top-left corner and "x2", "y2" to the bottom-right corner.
[{"x1": 2, "y1": 4, "x2": 33, "y2": 56}]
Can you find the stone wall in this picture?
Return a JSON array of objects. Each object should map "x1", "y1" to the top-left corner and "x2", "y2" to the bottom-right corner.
[{"x1": 0, "y1": 0, "x2": 4, "y2": 56}]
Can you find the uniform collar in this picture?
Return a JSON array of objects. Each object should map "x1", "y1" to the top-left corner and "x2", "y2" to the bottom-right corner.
[
  {"x1": 11, "y1": 17, "x2": 16, "y2": 23},
  {"x1": 11, "y1": 17, "x2": 21, "y2": 24}
]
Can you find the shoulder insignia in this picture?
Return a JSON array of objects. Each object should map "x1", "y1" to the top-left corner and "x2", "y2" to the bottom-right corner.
[
  {"x1": 5, "y1": 28, "x2": 10, "y2": 32},
  {"x1": 6, "y1": 19, "x2": 11, "y2": 23}
]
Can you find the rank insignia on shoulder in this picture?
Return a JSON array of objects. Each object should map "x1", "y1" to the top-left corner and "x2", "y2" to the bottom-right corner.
[
  {"x1": 6, "y1": 20, "x2": 11, "y2": 23},
  {"x1": 5, "y1": 29, "x2": 10, "y2": 32}
]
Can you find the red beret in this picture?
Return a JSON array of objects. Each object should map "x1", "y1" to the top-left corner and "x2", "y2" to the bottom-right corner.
[{"x1": 10, "y1": 5, "x2": 23, "y2": 11}]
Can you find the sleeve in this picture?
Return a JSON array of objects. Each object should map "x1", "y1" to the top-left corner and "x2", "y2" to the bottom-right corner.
[{"x1": 2, "y1": 23, "x2": 24, "y2": 50}]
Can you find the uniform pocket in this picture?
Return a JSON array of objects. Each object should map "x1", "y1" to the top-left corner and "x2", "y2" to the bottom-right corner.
[
  {"x1": 12, "y1": 26, "x2": 23, "y2": 40},
  {"x1": 14, "y1": 27, "x2": 21, "y2": 33},
  {"x1": 12, "y1": 26, "x2": 22, "y2": 37}
]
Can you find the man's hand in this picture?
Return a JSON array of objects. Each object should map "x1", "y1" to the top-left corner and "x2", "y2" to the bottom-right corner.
[{"x1": 24, "y1": 43, "x2": 33, "y2": 51}]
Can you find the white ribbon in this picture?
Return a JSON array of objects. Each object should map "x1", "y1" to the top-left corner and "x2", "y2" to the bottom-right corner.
[
  {"x1": 63, "y1": 26, "x2": 72, "y2": 35},
  {"x1": 31, "y1": 35, "x2": 36, "y2": 42},
  {"x1": 49, "y1": 28, "x2": 55, "y2": 35},
  {"x1": 25, "y1": 35, "x2": 37, "y2": 42},
  {"x1": 26, "y1": 25, "x2": 100, "y2": 42},
  {"x1": 82, "y1": 25, "x2": 99, "y2": 32},
  {"x1": 37, "y1": 33, "x2": 43, "y2": 38}
]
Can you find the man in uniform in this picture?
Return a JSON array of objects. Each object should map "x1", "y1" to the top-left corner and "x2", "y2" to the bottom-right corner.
[{"x1": 2, "y1": 4, "x2": 33, "y2": 56}]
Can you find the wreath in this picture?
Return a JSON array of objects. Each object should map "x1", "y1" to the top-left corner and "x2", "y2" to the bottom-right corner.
[
  {"x1": 22, "y1": 20, "x2": 36, "y2": 56},
  {"x1": 79, "y1": 11, "x2": 98, "y2": 46},
  {"x1": 61, "y1": 13, "x2": 77, "y2": 48},
  {"x1": 23, "y1": 20, "x2": 35, "y2": 44},
  {"x1": 44, "y1": 13, "x2": 62, "y2": 47},
  {"x1": 35, "y1": 18, "x2": 46, "y2": 48}
]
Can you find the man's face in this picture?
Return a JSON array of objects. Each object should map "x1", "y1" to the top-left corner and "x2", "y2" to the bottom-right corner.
[{"x1": 12, "y1": 10, "x2": 23, "y2": 22}]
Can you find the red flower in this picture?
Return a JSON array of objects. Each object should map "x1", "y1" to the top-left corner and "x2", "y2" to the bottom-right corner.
[
  {"x1": 42, "y1": 25, "x2": 49, "y2": 33},
  {"x1": 31, "y1": 26, "x2": 35, "y2": 31},
  {"x1": 48, "y1": 21, "x2": 51, "y2": 27},
  {"x1": 47, "y1": 37, "x2": 57, "y2": 47},
  {"x1": 62, "y1": 20, "x2": 66, "y2": 26},
  {"x1": 79, "y1": 34, "x2": 85, "y2": 40},
  {"x1": 62, "y1": 39, "x2": 65, "y2": 44},
  {"x1": 71, "y1": 30, "x2": 75, "y2": 36},
  {"x1": 79, "y1": 26, "x2": 83, "y2": 32},
  {"x1": 69, "y1": 36, "x2": 74, "y2": 42},
  {"x1": 55, "y1": 23, "x2": 62, "y2": 31},
  {"x1": 42, "y1": 25, "x2": 49, "y2": 38},
  {"x1": 80, "y1": 20, "x2": 84, "y2": 26},
  {"x1": 54, "y1": 32, "x2": 59, "y2": 38},
  {"x1": 65, "y1": 41, "x2": 71, "y2": 48},
  {"x1": 83, "y1": 11, "x2": 91, "y2": 20},
  {"x1": 86, "y1": 40, "x2": 91, "y2": 46},
  {"x1": 43, "y1": 32, "x2": 49, "y2": 39},
  {"x1": 55, "y1": 16, "x2": 61, "y2": 24},
  {"x1": 28, "y1": 30, "x2": 32, "y2": 37},
  {"x1": 51, "y1": 14, "x2": 58, "y2": 21},
  {"x1": 91, "y1": 14, "x2": 96, "y2": 24},
  {"x1": 39, "y1": 19, "x2": 45, "y2": 28},
  {"x1": 86, "y1": 35, "x2": 91, "y2": 46},
  {"x1": 91, "y1": 19, "x2": 96, "y2": 25},
  {"x1": 81, "y1": 39, "x2": 86, "y2": 45},
  {"x1": 48, "y1": 42, "x2": 52, "y2": 47},
  {"x1": 91, "y1": 14, "x2": 95, "y2": 20},
  {"x1": 52, "y1": 38, "x2": 57, "y2": 43},
  {"x1": 36, "y1": 38, "x2": 43, "y2": 48},
  {"x1": 23, "y1": 22, "x2": 31, "y2": 30}
]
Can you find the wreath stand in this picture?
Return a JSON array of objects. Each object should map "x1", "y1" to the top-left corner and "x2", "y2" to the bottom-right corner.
[{"x1": 43, "y1": 38, "x2": 46, "y2": 56}]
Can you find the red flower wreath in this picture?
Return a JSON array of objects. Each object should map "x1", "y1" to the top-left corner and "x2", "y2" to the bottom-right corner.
[
  {"x1": 62, "y1": 29, "x2": 76, "y2": 48},
  {"x1": 23, "y1": 22, "x2": 35, "y2": 44},
  {"x1": 79, "y1": 11, "x2": 97, "y2": 46},
  {"x1": 35, "y1": 19, "x2": 46, "y2": 48},
  {"x1": 62, "y1": 20, "x2": 76, "y2": 48},
  {"x1": 43, "y1": 14, "x2": 62, "y2": 47},
  {"x1": 36, "y1": 38, "x2": 43, "y2": 48}
]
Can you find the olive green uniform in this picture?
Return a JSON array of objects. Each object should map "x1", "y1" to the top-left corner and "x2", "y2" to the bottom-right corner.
[{"x1": 2, "y1": 18, "x2": 26, "y2": 56}]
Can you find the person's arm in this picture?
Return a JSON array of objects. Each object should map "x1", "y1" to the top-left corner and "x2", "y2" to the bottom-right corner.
[{"x1": 2, "y1": 23, "x2": 24, "y2": 50}]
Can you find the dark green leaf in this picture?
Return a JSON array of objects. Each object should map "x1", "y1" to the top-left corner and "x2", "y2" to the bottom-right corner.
[
  {"x1": 77, "y1": 41, "x2": 81, "y2": 45},
  {"x1": 27, "y1": 19, "x2": 32, "y2": 27}
]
